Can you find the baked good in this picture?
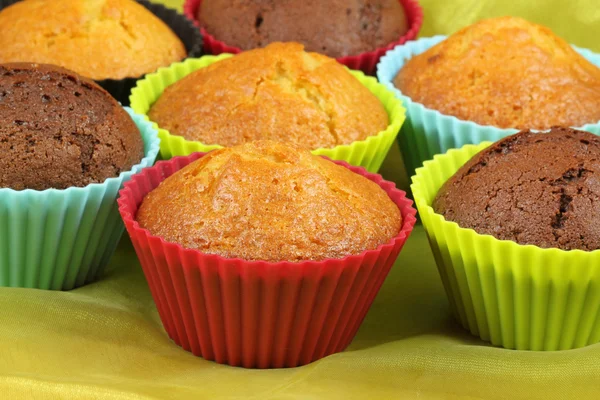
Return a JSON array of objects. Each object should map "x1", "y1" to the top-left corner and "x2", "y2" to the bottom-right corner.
[
  {"x1": 137, "y1": 140, "x2": 401, "y2": 262},
  {"x1": 0, "y1": 63, "x2": 144, "y2": 190},
  {"x1": 199, "y1": 0, "x2": 408, "y2": 58},
  {"x1": 0, "y1": 0, "x2": 186, "y2": 80},
  {"x1": 148, "y1": 42, "x2": 389, "y2": 149},
  {"x1": 433, "y1": 127, "x2": 600, "y2": 251},
  {"x1": 394, "y1": 17, "x2": 600, "y2": 129}
]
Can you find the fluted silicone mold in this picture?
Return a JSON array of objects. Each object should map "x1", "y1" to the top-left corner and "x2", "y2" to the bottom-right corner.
[
  {"x1": 129, "y1": 55, "x2": 405, "y2": 173},
  {"x1": 118, "y1": 153, "x2": 417, "y2": 368},
  {"x1": 377, "y1": 36, "x2": 600, "y2": 176},
  {"x1": 411, "y1": 141, "x2": 600, "y2": 351},
  {"x1": 0, "y1": 109, "x2": 160, "y2": 290},
  {"x1": 0, "y1": 0, "x2": 203, "y2": 105},
  {"x1": 183, "y1": 0, "x2": 423, "y2": 75}
]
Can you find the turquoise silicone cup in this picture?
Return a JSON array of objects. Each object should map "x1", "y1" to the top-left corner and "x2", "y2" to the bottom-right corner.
[
  {"x1": 412, "y1": 140, "x2": 600, "y2": 351},
  {"x1": 377, "y1": 36, "x2": 600, "y2": 177},
  {"x1": 0, "y1": 108, "x2": 160, "y2": 290}
]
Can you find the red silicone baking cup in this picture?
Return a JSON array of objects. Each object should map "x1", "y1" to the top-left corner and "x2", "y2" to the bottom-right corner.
[
  {"x1": 183, "y1": 0, "x2": 423, "y2": 75},
  {"x1": 118, "y1": 152, "x2": 416, "y2": 368}
]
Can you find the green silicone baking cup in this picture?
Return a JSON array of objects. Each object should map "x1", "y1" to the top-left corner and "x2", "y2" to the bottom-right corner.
[
  {"x1": 129, "y1": 54, "x2": 405, "y2": 173},
  {"x1": 0, "y1": 108, "x2": 160, "y2": 290},
  {"x1": 411, "y1": 142, "x2": 600, "y2": 351}
]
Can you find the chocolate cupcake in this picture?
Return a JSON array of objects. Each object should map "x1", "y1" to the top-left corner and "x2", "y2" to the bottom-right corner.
[
  {"x1": 411, "y1": 126, "x2": 600, "y2": 351},
  {"x1": 434, "y1": 127, "x2": 600, "y2": 251},
  {"x1": 0, "y1": 0, "x2": 202, "y2": 103},
  {"x1": 185, "y1": 0, "x2": 423, "y2": 74},
  {"x1": 0, "y1": 63, "x2": 143, "y2": 190},
  {"x1": 199, "y1": 0, "x2": 407, "y2": 58},
  {"x1": 0, "y1": 62, "x2": 159, "y2": 290}
]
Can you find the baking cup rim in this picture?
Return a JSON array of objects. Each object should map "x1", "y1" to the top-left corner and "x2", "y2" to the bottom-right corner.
[
  {"x1": 183, "y1": 0, "x2": 424, "y2": 61},
  {"x1": 129, "y1": 54, "x2": 406, "y2": 154},
  {"x1": 377, "y1": 36, "x2": 600, "y2": 134},
  {"x1": 411, "y1": 141, "x2": 600, "y2": 257},
  {"x1": 118, "y1": 152, "x2": 417, "y2": 268},
  {"x1": 0, "y1": 107, "x2": 160, "y2": 196}
]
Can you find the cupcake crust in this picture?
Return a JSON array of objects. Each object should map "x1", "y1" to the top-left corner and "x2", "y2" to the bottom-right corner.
[
  {"x1": 434, "y1": 127, "x2": 600, "y2": 251},
  {"x1": 137, "y1": 140, "x2": 401, "y2": 262},
  {"x1": 148, "y1": 42, "x2": 389, "y2": 149},
  {"x1": 394, "y1": 17, "x2": 600, "y2": 129},
  {"x1": 0, "y1": 0, "x2": 186, "y2": 80},
  {"x1": 199, "y1": 0, "x2": 408, "y2": 58},
  {"x1": 0, "y1": 63, "x2": 144, "y2": 190}
]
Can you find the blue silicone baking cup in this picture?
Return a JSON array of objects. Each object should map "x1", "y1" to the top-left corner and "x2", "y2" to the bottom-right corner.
[
  {"x1": 0, "y1": 108, "x2": 160, "y2": 290},
  {"x1": 377, "y1": 35, "x2": 600, "y2": 177}
]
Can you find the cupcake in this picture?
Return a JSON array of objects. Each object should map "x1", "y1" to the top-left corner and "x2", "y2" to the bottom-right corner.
[
  {"x1": 378, "y1": 16, "x2": 600, "y2": 176},
  {"x1": 411, "y1": 126, "x2": 600, "y2": 351},
  {"x1": 184, "y1": 0, "x2": 423, "y2": 74},
  {"x1": 130, "y1": 42, "x2": 406, "y2": 173},
  {"x1": 118, "y1": 140, "x2": 417, "y2": 367},
  {"x1": 434, "y1": 127, "x2": 600, "y2": 250},
  {"x1": 0, "y1": 0, "x2": 202, "y2": 104},
  {"x1": 0, "y1": 62, "x2": 159, "y2": 290}
]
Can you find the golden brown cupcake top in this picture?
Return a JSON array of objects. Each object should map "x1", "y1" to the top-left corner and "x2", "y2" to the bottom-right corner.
[
  {"x1": 394, "y1": 16, "x2": 600, "y2": 129},
  {"x1": 0, "y1": 0, "x2": 186, "y2": 80},
  {"x1": 148, "y1": 42, "x2": 389, "y2": 149},
  {"x1": 137, "y1": 140, "x2": 401, "y2": 262}
]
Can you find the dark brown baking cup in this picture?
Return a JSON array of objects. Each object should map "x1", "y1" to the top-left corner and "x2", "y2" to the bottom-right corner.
[{"x1": 0, "y1": 0, "x2": 203, "y2": 105}]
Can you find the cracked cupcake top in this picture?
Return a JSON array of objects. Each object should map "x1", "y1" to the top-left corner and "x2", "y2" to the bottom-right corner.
[
  {"x1": 137, "y1": 140, "x2": 401, "y2": 262},
  {"x1": 433, "y1": 127, "x2": 600, "y2": 251},
  {"x1": 394, "y1": 16, "x2": 600, "y2": 129},
  {"x1": 0, "y1": 63, "x2": 144, "y2": 190},
  {"x1": 147, "y1": 42, "x2": 389, "y2": 149},
  {"x1": 0, "y1": 0, "x2": 186, "y2": 80},
  {"x1": 199, "y1": 0, "x2": 408, "y2": 58}
]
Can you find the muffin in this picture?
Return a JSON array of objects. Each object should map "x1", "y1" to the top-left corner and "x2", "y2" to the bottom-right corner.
[
  {"x1": 137, "y1": 140, "x2": 401, "y2": 262},
  {"x1": 119, "y1": 141, "x2": 416, "y2": 367},
  {"x1": 147, "y1": 42, "x2": 389, "y2": 150},
  {"x1": 0, "y1": 63, "x2": 159, "y2": 290},
  {"x1": 433, "y1": 127, "x2": 600, "y2": 251},
  {"x1": 198, "y1": 0, "x2": 408, "y2": 58},
  {"x1": 0, "y1": 0, "x2": 187, "y2": 81},
  {"x1": 393, "y1": 17, "x2": 600, "y2": 130},
  {"x1": 0, "y1": 63, "x2": 144, "y2": 190},
  {"x1": 411, "y1": 126, "x2": 600, "y2": 351}
]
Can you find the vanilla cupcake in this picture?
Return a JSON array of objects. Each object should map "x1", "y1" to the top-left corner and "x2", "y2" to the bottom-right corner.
[
  {"x1": 0, "y1": 0, "x2": 202, "y2": 103},
  {"x1": 131, "y1": 42, "x2": 406, "y2": 172},
  {"x1": 378, "y1": 16, "x2": 600, "y2": 175},
  {"x1": 118, "y1": 140, "x2": 416, "y2": 367}
]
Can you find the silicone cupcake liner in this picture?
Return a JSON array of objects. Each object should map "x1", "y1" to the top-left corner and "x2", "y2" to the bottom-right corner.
[
  {"x1": 129, "y1": 55, "x2": 405, "y2": 173},
  {"x1": 0, "y1": 109, "x2": 160, "y2": 291},
  {"x1": 183, "y1": 0, "x2": 423, "y2": 75},
  {"x1": 0, "y1": 0, "x2": 203, "y2": 105},
  {"x1": 377, "y1": 36, "x2": 600, "y2": 177},
  {"x1": 118, "y1": 153, "x2": 417, "y2": 368},
  {"x1": 411, "y1": 142, "x2": 600, "y2": 351}
]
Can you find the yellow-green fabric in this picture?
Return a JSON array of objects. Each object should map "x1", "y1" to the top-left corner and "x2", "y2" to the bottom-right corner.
[{"x1": 1, "y1": 1, "x2": 599, "y2": 398}]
